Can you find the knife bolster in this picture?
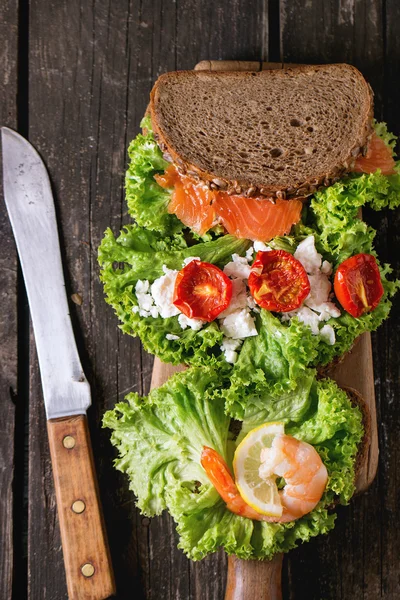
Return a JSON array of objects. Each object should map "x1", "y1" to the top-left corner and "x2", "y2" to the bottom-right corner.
[{"x1": 47, "y1": 414, "x2": 115, "y2": 600}]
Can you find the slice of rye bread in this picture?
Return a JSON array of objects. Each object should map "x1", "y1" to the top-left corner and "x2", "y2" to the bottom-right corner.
[{"x1": 149, "y1": 64, "x2": 374, "y2": 199}]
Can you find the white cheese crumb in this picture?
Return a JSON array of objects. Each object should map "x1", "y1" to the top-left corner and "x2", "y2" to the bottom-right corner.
[
  {"x1": 321, "y1": 260, "x2": 333, "y2": 275},
  {"x1": 150, "y1": 268, "x2": 180, "y2": 318},
  {"x1": 246, "y1": 295, "x2": 257, "y2": 310},
  {"x1": 294, "y1": 236, "x2": 322, "y2": 274},
  {"x1": 305, "y1": 273, "x2": 332, "y2": 310},
  {"x1": 320, "y1": 324, "x2": 336, "y2": 345},
  {"x1": 178, "y1": 313, "x2": 205, "y2": 331},
  {"x1": 134, "y1": 279, "x2": 159, "y2": 318},
  {"x1": 166, "y1": 333, "x2": 180, "y2": 341},
  {"x1": 182, "y1": 256, "x2": 201, "y2": 266},
  {"x1": 317, "y1": 303, "x2": 341, "y2": 320},
  {"x1": 253, "y1": 241, "x2": 271, "y2": 253},
  {"x1": 219, "y1": 278, "x2": 248, "y2": 318},
  {"x1": 224, "y1": 254, "x2": 251, "y2": 279},
  {"x1": 220, "y1": 337, "x2": 243, "y2": 364},
  {"x1": 220, "y1": 308, "x2": 258, "y2": 339},
  {"x1": 246, "y1": 246, "x2": 255, "y2": 262},
  {"x1": 283, "y1": 306, "x2": 321, "y2": 335},
  {"x1": 149, "y1": 306, "x2": 160, "y2": 319},
  {"x1": 135, "y1": 279, "x2": 150, "y2": 294}
]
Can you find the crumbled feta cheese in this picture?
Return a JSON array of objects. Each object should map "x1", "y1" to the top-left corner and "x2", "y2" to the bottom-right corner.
[
  {"x1": 134, "y1": 279, "x2": 158, "y2": 317},
  {"x1": 303, "y1": 273, "x2": 341, "y2": 320},
  {"x1": 294, "y1": 236, "x2": 322, "y2": 274},
  {"x1": 150, "y1": 268, "x2": 180, "y2": 318},
  {"x1": 220, "y1": 308, "x2": 257, "y2": 339},
  {"x1": 246, "y1": 246, "x2": 255, "y2": 262},
  {"x1": 166, "y1": 333, "x2": 180, "y2": 341},
  {"x1": 182, "y1": 256, "x2": 201, "y2": 266},
  {"x1": 305, "y1": 273, "x2": 332, "y2": 309},
  {"x1": 321, "y1": 260, "x2": 333, "y2": 275},
  {"x1": 136, "y1": 293, "x2": 154, "y2": 313},
  {"x1": 219, "y1": 278, "x2": 248, "y2": 318},
  {"x1": 220, "y1": 337, "x2": 243, "y2": 364},
  {"x1": 135, "y1": 279, "x2": 150, "y2": 294},
  {"x1": 320, "y1": 324, "x2": 336, "y2": 345},
  {"x1": 246, "y1": 295, "x2": 257, "y2": 310},
  {"x1": 149, "y1": 306, "x2": 160, "y2": 319},
  {"x1": 317, "y1": 303, "x2": 341, "y2": 320},
  {"x1": 253, "y1": 241, "x2": 271, "y2": 253},
  {"x1": 283, "y1": 237, "x2": 340, "y2": 342},
  {"x1": 284, "y1": 306, "x2": 321, "y2": 335},
  {"x1": 178, "y1": 313, "x2": 205, "y2": 331},
  {"x1": 224, "y1": 254, "x2": 251, "y2": 279}
]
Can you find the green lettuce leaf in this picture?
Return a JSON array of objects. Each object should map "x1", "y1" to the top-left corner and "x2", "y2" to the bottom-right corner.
[
  {"x1": 125, "y1": 116, "x2": 182, "y2": 234},
  {"x1": 373, "y1": 119, "x2": 398, "y2": 155},
  {"x1": 98, "y1": 224, "x2": 250, "y2": 366},
  {"x1": 104, "y1": 367, "x2": 363, "y2": 560},
  {"x1": 223, "y1": 311, "x2": 318, "y2": 419}
]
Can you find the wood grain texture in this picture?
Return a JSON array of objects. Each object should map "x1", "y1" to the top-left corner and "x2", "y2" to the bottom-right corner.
[
  {"x1": 280, "y1": 3, "x2": 399, "y2": 598},
  {"x1": 47, "y1": 415, "x2": 115, "y2": 600},
  {"x1": 0, "y1": 1, "x2": 18, "y2": 599},
  {"x1": 3, "y1": 1, "x2": 399, "y2": 599},
  {"x1": 225, "y1": 555, "x2": 283, "y2": 600}
]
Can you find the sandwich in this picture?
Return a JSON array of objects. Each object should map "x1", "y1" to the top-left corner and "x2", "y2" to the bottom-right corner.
[
  {"x1": 99, "y1": 66, "x2": 399, "y2": 419},
  {"x1": 99, "y1": 63, "x2": 399, "y2": 560}
]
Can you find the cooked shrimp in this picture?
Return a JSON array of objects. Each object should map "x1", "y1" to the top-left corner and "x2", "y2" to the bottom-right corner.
[
  {"x1": 201, "y1": 446, "x2": 267, "y2": 520},
  {"x1": 201, "y1": 437, "x2": 328, "y2": 524},
  {"x1": 259, "y1": 434, "x2": 328, "y2": 523}
]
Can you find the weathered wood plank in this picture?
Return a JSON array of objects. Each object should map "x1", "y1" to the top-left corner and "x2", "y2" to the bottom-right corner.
[
  {"x1": 371, "y1": 2, "x2": 400, "y2": 598},
  {"x1": 27, "y1": 1, "x2": 136, "y2": 598},
  {"x1": 0, "y1": 2, "x2": 18, "y2": 599},
  {"x1": 281, "y1": 2, "x2": 400, "y2": 598},
  {"x1": 24, "y1": 1, "x2": 400, "y2": 599}
]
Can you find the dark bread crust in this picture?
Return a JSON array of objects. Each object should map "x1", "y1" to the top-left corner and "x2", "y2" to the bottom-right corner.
[{"x1": 150, "y1": 65, "x2": 374, "y2": 199}]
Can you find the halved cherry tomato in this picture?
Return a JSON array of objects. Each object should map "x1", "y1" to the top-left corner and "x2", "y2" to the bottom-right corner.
[
  {"x1": 334, "y1": 253, "x2": 383, "y2": 318},
  {"x1": 173, "y1": 260, "x2": 232, "y2": 322},
  {"x1": 248, "y1": 250, "x2": 310, "y2": 312}
]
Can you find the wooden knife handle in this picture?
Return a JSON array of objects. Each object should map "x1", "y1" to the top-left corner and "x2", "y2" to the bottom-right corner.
[
  {"x1": 225, "y1": 554, "x2": 283, "y2": 600},
  {"x1": 47, "y1": 414, "x2": 115, "y2": 600}
]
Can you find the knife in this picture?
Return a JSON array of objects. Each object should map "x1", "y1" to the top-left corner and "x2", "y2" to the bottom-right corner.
[{"x1": 1, "y1": 127, "x2": 116, "y2": 600}]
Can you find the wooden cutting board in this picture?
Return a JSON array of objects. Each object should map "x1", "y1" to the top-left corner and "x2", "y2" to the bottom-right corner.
[{"x1": 150, "y1": 60, "x2": 378, "y2": 600}]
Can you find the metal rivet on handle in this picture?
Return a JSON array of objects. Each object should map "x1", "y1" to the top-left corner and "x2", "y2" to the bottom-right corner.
[
  {"x1": 81, "y1": 563, "x2": 95, "y2": 578},
  {"x1": 71, "y1": 500, "x2": 86, "y2": 514},
  {"x1": 63, "y1": 435, "x2": 76, "y2": 449}
]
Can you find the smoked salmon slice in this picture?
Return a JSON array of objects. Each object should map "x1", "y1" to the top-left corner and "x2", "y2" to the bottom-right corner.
[
  {"x1": 354, "y1": 132, "x2": 396, "y2": 175},
  {"x1": 213, "y1": 195, "x2": 303, "y2": 241},
  {"x1": 155, "y1": 166, "x2": 215, "y2": 235},
  {"x1": 156, "y1": 165, "x2": 303, "y2": 240}
]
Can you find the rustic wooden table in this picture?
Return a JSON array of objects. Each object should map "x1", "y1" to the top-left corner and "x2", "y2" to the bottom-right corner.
[{"x1": 1, "y1": 1, "x2": 399, "y2": 599}]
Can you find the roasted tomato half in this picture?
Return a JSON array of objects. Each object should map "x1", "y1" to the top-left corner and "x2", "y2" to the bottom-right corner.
[
  {"x1": 173, "y1": 260, "x2": 232, "y2": 322},
  {"x1": 334, "y1": 253, "x2": 384, "y2": 318},
  {"x1": 248, "y1": 250, "x2": 310, "y2": 312}
]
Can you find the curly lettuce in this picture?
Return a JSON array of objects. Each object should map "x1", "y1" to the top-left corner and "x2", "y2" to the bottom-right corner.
[
  {"x1": 223, "y1": 310, "x2": 318, "y2": 419},
  {"x1": 103, "y1": 367, "x2": 363, "y2": 560},
  {"x1": 98, "y1": 224, "x2": 250, "y2": 366},
  {"x1": 125, "y1": 116, "x2": 181, "y2": 234}
]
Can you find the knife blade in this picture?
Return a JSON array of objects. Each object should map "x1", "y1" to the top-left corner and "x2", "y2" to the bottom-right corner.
[
  {"x1": 1, "y1": 127, "x2": 115, "y2": 600},
  {"x1": 1, "y1": 127, "x2": 90, "y2": 419}
]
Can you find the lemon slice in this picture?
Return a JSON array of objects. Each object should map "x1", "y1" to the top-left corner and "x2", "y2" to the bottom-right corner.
[{"x1": 233, "y1": 422, "x2": 284, "y2": 517}]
